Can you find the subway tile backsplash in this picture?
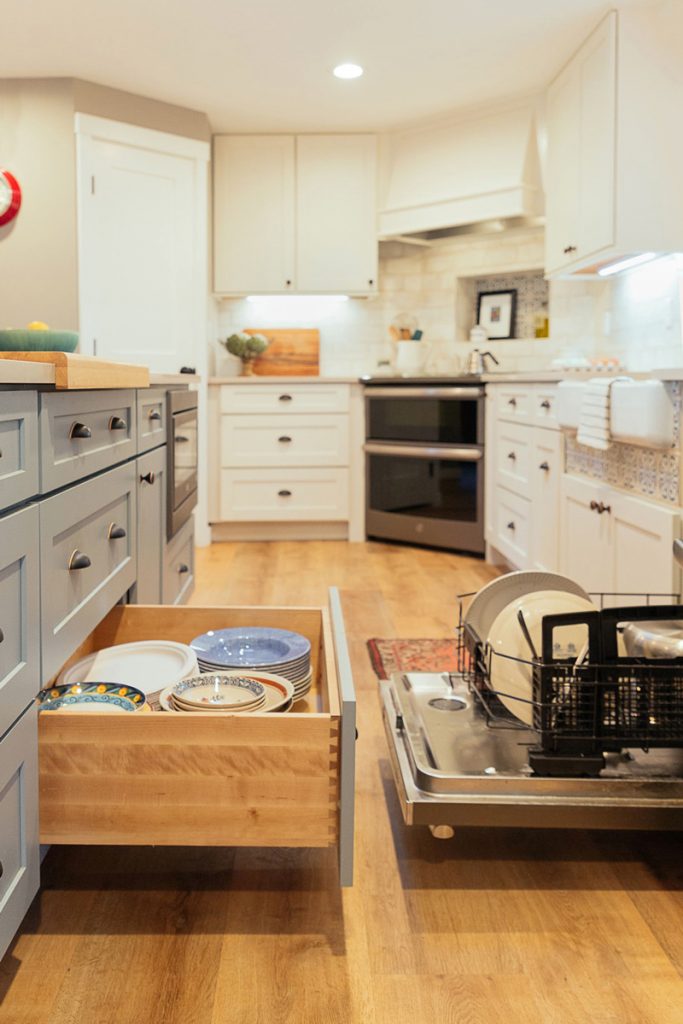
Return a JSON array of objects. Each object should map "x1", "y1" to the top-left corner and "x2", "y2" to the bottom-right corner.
[{"x1": 213, "y1": 232, "x2": 683, "y2": 376}]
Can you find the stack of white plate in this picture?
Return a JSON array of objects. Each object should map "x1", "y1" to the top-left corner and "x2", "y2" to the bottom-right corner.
[
  {"x1": 57, "y1": 640, "x2": 198, "y2": 695},
  {"x1": 190, "y1": 627, "x2": 313, "y2": 702}
]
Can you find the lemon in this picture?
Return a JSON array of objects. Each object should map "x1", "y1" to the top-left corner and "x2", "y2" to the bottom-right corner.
[{"x1": 27, "y1": 321, "x2": 49, "y2": 330}]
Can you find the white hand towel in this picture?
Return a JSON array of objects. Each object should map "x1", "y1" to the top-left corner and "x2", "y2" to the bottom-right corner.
[{"x1": 576, "y1": 377, "x2": 631, "y2": 450}]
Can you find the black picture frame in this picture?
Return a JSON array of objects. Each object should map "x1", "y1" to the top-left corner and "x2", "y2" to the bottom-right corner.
[{"x1": 476, "y1": 289, "x2": 517, "y2": 340}]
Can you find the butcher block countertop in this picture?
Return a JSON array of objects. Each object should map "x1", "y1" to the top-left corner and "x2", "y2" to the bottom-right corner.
[{"x1": 0, "y1": 352, "x2": 150, "y2": 389}]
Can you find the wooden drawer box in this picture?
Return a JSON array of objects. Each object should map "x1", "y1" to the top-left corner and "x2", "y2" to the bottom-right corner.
[
  {"x1": 136, "y1": 390, "x2": 166, "y2": 454},
  {"x1": 0, "y1": 391, "x2": 39, "y2": 513},
  {"x1": 39, "y1": 594, "x2": 356, "y2": 883},
  {"x1": 220, "y1": 413, "x2": 350, "y2": 468},
  {"x1": 39, "y1": 389, "x2": 137, "y2": 493},
  {"x1": 219, "y1": 383, "x2": 350, "y2": 416},
  {"x1": 0, "y1": 504, "x2": 40, "y2": 739},
  {"x1": 39, "y1": 462, "x2": 137, "y2": 682}
]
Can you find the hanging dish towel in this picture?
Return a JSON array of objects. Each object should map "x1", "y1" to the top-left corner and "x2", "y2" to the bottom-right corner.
[{"x1": 576, "y1": 376, "x2": 631, "y2": 450}]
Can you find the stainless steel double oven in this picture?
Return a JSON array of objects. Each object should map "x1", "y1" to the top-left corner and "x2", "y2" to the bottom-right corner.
[{"x1": 364, "y1": 381, "x2": 485, "y2": 554}]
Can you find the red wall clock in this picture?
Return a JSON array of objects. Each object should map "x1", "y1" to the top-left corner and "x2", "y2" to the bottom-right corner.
[{"x1": 0, "y1": 170, "x2": 22, "y2": 226}]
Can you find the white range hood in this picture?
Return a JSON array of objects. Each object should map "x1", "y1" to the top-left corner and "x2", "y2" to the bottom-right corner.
[{"x1": 378, "y1": 101, "x2": 545, "y2": 240}]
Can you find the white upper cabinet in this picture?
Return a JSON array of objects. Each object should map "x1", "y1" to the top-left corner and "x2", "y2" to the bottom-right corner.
[
  {"x1": 213, "y1": 136, "x2": 295, "y2": 295},
  {"x1": 545, "y1": 7, "x2": 683, "y2": 275},
  {"x1": 296, "y1": 135, "x2": 377, "y2": 294},
  {"x1": 213, "y1": 134, "x2": 377, "y2": 295}
]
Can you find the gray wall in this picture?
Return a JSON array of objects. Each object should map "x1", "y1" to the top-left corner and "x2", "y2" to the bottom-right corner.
[{"x1": 0, "y1": 77, "x2": 210, "y2": 332}]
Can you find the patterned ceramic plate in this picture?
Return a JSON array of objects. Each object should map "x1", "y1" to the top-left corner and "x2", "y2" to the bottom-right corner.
[
  {"x1": 37, "y1": 682, "x2": 147, "y2": 713},
  {"x1": 190, "y1": 627, "x2": 311, "y2": 669},
  {"x1": 172, "y1": 673, "x2": 266, "y2": 709}
]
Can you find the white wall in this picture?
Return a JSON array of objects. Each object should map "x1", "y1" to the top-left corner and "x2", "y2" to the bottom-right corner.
[{"x1": 213, "y1": 232, "x2": 683, "y2": 376}]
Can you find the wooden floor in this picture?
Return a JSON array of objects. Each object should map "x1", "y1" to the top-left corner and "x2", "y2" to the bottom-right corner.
[{"x1": 2, "y1": 540, "x2": 682, "y2": 1023}]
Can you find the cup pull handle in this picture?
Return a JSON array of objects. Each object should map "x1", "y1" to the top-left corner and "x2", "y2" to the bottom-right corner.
[
  {"x1": 108, "y1": 415, "x2": 126, "y2": 431},
  {"x1": 278, "y1": 489, "x2": 292, "y2": 497},
  {"x1": 507, "y1": 521, "x2": 515, "y2": 531},
  {"x1": 0, "y1": 627, "x2": 4, "y2": 644},
  {"x1": 148, "y1": 409, "x2": 162, "y2": 421},
  {"x1": 540, "y1": 400, "x2": 551, "y2": 410},
  {"x1": 108, "y1": 523, "x2": 126, "y2": 540},
  {"x1": 140, "y1": 471, "x2": 156, "y2": 484},
  {"x1": 539, "y1": 461, "x2": 550, "y2": 471},
  {"x1": 278, "y1": 436, "x2": 292, "y2": 443},
  {"x1": 507, "y1": 398, "x2": 517, "y2": 407},
  {"x1": 278, "y1": 394, "x2": 293, "y2": 402},
  {"x1": 507, "y1": 451, "x2": 516, "y2": 461},
  {"x1": 69, "y1": 421, "x2": 91, "y2": 440},
  {"x1": 178, "y1": 563, "x2": 190, "y2": 574},
  {"x1": 68, "y1": 550, "x2": 91, "y2": 570}
]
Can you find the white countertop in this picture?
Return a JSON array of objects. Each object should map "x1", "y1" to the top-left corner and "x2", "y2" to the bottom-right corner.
[{"x1": 209, "y1": 375, "x2": 360, "y2": 384}]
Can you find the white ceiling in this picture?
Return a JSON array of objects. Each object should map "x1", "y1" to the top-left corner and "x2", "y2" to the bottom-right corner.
[{"x1": 1, "y1": 0, "x2": 657, "y2": 132}]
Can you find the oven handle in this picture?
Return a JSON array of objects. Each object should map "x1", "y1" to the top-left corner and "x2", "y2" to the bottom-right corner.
[
  {"x1": 365, "y1": 386, "x2": 484, "y2": 399},
  {"x1": 364, "y1": 443, "x2": 483, "y2": 461}
]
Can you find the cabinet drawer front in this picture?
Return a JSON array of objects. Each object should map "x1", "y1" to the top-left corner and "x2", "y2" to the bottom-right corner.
[
  {"x1": 136, "y1": 390, "x2": 167, "y2": 454},
  {"x1": 39, "y1": 602, "x2": 348, "y2": 853},
  {"x1": 495, "y1": 386, "x2": 532, "y2": 424},
  {"x1": 0, "y1": 706, "x2": 39, "y2": 963},
  {"x1": 533, "y1": 387, "x2": 559, "y2": 428},
  {"x1": 0, "y1": 392, "x2": 39, "y2": 513},
  {"x1": 163, "y1": 516, "x2": 195, "y2": 605},
  {"x1": 495, "y1": 485, "x2": 531, "y2": 567},
  {"x1": 495, "y1": 421, "x2": 532, "y2": 492},
  {"x1": 134, "y1": 446, "x2": 166, "y2": 605},
  {"x1": 0, "y1": 505, "x2": 40, "y2": 739},
  {"x1": 40, "y1": 462, "x2": 137, "y2": 681},
  {"x1": 39, "y1": 390, "x2": 137, "y2": 492},
  {"x1": 221, "y1": 414, "x2": 349, "y2": 467},
  {"x1": 531, "y1": 431, "x2": 563, "y2": 571},
  {"x1": 220, "y1": 468, "x2": 349, "y2": 521},
  {"x1": 219, "y1": 384, "x2": 350, "y2": 415}
]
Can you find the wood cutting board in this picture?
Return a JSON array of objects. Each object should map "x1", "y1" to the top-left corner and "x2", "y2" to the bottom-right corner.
[
  {"x1": 245, "y1": 329, "x2": 319, "y2": 376},
  {"x1": 0, "y1": 352, "x2": 149, "y2": 389}
]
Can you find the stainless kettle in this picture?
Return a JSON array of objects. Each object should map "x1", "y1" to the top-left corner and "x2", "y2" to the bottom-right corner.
[{"x1": 466, "y1": 349, "x2": 499, "y2": 375}]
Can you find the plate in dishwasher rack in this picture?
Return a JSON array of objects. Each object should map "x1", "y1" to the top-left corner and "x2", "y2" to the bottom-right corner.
[
  {"x1": 57, "y1": 641, "x2": 198, "y2": 696},
  {"x1": 464, "y1": 570, "x2": 591, "y2": 642}
]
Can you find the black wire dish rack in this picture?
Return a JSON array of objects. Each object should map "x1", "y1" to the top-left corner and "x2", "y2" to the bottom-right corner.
[{"x1": 456, "y1": 593, "x2": 683, "y2": 777}]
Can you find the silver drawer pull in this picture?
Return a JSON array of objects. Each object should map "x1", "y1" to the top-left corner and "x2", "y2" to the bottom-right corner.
[
  {"x1": 140, "y1": 471, "x2": 156, "y2": 484},
  {"x1": 108, "y1": 415, "x2": 126, "y2": 431},
  {"x1": 278, "y1": 489, "x2": 292, "y2": 497},
  {"x1": 178, "y1": 563, "x2": 190, "y2": 574},
  {"x1": 278, "y1": 394, "x2": 293, "y2": 402},
  {"x1": 507, "y1": 521, "x2": 516, "y2": 531},
  {"x1": 148, "y1": 409, "x2": 162, "y2": 421},
  {"x1": 278, "y1": 435, "x2": 292, "y2": 443},
  {"x1": 69, "y1": 421, "x2": 92, "y2": 440},
  {"x1": 539, "y1": 461, "x2": 550, "y2": 472},
  {"x1": 108, "y1": 523, "x2": 126, "y2": 540},
  {"x1": 68, "y1": 549, "x2": 91, "y2": 571}
]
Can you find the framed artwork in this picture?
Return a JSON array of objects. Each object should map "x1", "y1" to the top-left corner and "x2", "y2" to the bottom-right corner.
[{"x1": 476, "y1": 289, "x2": 517, "y2": 340}]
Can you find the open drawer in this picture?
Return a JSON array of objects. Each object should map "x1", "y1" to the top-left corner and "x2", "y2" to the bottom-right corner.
[{"x1": 38, "y1": 589, "x2": 356, "y2": 884}]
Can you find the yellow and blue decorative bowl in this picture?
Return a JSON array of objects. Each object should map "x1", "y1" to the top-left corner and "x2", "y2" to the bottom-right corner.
[{"x1": 37, "y1": 682, "x2": 146, "y2": 713}]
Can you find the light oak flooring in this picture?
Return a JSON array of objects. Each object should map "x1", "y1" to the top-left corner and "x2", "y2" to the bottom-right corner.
[{"x1": 2, "y1": 540, "x2": 683, "y2": 1023}]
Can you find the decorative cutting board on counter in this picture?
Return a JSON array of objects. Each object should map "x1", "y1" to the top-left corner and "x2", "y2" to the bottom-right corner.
[
  {"x1": 0, "y1": 352, "x2": 150, "y2": 389},
  {"x1": 245, "y1": 328, "x2": 319, "y2": 376}
]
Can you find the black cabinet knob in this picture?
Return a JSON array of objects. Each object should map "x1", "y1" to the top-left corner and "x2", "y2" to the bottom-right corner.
[
  {"x1": 507, "y1": 451, "x2": 517, "y2": 461},
  {"x1": 368, "y1": 278, "x2": 374, "y2": 286},
  {"x1": 507, "y1": 521, "x2": 515, "y2": 531},
  {"x1": 68, "y1": 549, "x2": 91, "y2": 570},
  {"x1": 278, "y1": 489, "x2": 292, "y2": 497},
  {"x1": 590, "y1": 500, "x2": 599, "y2": 511},
  {"x1": 507, "y1": 398, "x2": 517, "y2": 407},
  {"x1": 178, "y1": 563, "x2": 190, "y2": 574},
  {"x1": 278, "y1": 436, "x2": 292, "y2": 443},
  {"x1": 69, "y1": 421, "x2": 92, "y2": 440},
  {"x1": 278, "y1": 394, "x2": 292, "y2": 402},
  {"x1": 108, "y1": 523, "x2": 126, "y2": 539},
  {"x1": 108, "y1": 415, "x2": 126, "y2": 431},
  {"x1": 148, "y1": 409, "x2": 162, "y2": 421},
  {"x1": 140, "y1": 471, "x2": 156, "y2": 484},
  {"x1": 539, "y1": 461, "x2": 550, "y2": 472},
  {"x1": 285, "y1": 279, "x2": 292, "y2": 287},
  {"x1": 540, "y1": 400, "x2": 551, "y2": 410},
  {"x1": 563, "y1": 244, "x2": 577, "y2": 254}
]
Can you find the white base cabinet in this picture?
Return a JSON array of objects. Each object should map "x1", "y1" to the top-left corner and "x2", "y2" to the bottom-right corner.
[{"x1": 560, "y1": 475, "x2": 681, "y2": 601}]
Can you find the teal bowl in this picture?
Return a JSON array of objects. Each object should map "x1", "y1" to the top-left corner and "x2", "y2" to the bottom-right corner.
[{"x1": 0, "y1": 329, "x2": 79, "y2": 352}]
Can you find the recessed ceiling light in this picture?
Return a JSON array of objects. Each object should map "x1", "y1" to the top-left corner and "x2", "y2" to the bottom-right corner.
[{"x1": 333, "y1": 63, "x2": 363, "y2": 80}]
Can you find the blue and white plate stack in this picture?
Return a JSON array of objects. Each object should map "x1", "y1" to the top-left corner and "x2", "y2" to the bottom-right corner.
[{"x1": 190, "y1": 627, "x2": 313, "y2": 702}]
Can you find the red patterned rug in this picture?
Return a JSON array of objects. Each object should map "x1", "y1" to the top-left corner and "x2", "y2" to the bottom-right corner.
[{"x1": 367, "y1": 638, "x2": 459, "y2": 679}]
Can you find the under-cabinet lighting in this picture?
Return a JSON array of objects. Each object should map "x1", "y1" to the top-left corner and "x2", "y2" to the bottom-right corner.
[
  {"x1": 245, "y1": 295, "x2": 350, "y2": 302},
  {"x1": 597, "y1": 253, "x2": 657, "y2": 277},
  {"x1": 333, "y1": 63, "x2": 363, "y2": 79}
]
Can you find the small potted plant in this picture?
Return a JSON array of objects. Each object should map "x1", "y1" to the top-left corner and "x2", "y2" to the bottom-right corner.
[{"x1": 222, "y1": 331, "x2": 270, "y2": 375}]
